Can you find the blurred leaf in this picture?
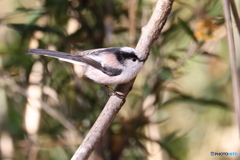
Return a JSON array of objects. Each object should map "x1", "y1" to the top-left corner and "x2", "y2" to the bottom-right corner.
[
  {"x1": 165, "y1": 55, "x2": 179, "y2": 61},
  {"x1": 7, "y1": 24, "x2": 65, "y2": 37},
  {"x1": 213, "y1": 16, "x2": 225, "y2": 25},
  {"x1": 159, "y1": 130, "x2": 189, "y2": 160},
  {"x1": 50, "y1": 146, "x2": 69, "y2": 160},
  {"x1": 134, "y1": 138, "x2": 149, "y2": 154},
  {"x1": 200, "y1": 51, "x2": 221, "y2": 58},
  {"x1": 160, "y1": 131, "x2": 179, "y2": 144},
  {"x1": 203, "y1": 0, "x2": 222, "y2": 16},
  {"x1": 162, "y1": 91, "x2": 229, "y2": 109},
  {"x1": 158, "y1": 131, "x2": 181, "y2": 160},
  {"x1": 168, "y1": 8, "x2": 183, "y2": 21},
  {"x1": 178, "y1": 18, "x2": 198, "y2": 43},
  {"x1": 159, "y1": 67, "x2": 173, "y2": 80},
  {"x1": 160, "y1": 23, "x2": 184, "y2": 45},
  {"x1": 15, "y1": 7, "x2": 44, "y2": 13}
]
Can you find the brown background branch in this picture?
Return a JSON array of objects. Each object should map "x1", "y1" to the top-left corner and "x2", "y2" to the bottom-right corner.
[
  {"x1": 71, "y1": 0, "x2": 175, "y2": 159},
  {"x1": 222, "y1": 0, "x2": 240, "y2": 136}
]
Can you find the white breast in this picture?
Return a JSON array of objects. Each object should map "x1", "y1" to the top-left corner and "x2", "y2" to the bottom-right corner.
[{"x1": 84, "y1": 66, "x2": 128, "y2": 85}]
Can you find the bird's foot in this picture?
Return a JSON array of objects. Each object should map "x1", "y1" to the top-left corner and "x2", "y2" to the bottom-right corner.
[
  {"x1": 108, "y1": 91, "x2": 125, "y2": 100},
  {"x1": 103, "y1": 85, "x2": 126, "y2": 101}
]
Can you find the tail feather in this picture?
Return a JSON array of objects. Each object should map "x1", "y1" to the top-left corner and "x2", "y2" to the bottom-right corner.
[
  {"x1": 27, "y1": 49, "x2": 71, "y2": 58},
  {"x1": 26, "y1": 49, "x2": 86, "y2": 65}
]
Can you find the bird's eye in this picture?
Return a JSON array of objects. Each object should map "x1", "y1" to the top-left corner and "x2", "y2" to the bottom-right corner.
[{"x1": 132, "y1": 58, "x2": 137, "y2": 62}]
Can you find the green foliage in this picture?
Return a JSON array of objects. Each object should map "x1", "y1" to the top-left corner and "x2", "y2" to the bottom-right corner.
[{"x1": 178, "y1": 18, "x2": 198, "y2": 43}]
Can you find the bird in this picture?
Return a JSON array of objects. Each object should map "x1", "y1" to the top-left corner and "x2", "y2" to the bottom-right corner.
[{"x1": 26, "y1": 47, "x2": 146, "y2": 86}]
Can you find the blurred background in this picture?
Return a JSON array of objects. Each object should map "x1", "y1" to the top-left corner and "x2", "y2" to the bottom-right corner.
[{"x1": 0, "y1": 0, "x2": 239, "y2": 159}]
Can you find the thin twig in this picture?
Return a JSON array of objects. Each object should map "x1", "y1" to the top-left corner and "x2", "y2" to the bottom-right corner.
[
  {"x1": 222, "y1": 0, "x2": 240, "y2": 136},
  {"x1": 229, "y1": 0, "x2": 240, "y2": 36},
  {"x1": 70, "y1": 0, "x2": 175, "y2": 160}
]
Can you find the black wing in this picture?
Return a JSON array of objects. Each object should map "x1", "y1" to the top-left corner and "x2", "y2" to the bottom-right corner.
[{"x1": 76, "y1": 56, "x2": 122, "y2": 76}]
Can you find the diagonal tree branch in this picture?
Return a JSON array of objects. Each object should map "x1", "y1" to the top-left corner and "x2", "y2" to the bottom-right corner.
[{"x1": 71, "y1": 0, "x2": 175, "y2": 159}]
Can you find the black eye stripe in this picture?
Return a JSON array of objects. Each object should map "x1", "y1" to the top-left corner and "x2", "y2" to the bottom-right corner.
[
  {"x1": 115, "y1": 51, "x2": 139, "y2": 60},
  {"x1": 121, "y1": 52, "x2": 138, "y2": 59}
]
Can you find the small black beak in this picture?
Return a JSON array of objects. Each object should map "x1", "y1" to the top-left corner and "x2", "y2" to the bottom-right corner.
[{"x1": 139, "y1": 58, "x2": 147, "y2": 62}]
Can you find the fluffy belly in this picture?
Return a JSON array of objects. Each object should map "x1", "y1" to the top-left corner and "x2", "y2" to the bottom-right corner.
[{"x1": 84, "y1": 66, "x2": 129, "y2": 85}]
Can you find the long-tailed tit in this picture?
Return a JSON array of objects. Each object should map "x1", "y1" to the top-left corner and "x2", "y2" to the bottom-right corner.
[{"x1": 26, "y1": 47, "x2": 146, "y2": 85}]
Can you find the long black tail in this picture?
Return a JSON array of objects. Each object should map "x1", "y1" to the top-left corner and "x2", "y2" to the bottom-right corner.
[
  {"x1": 26, "y1": 49, "x2": 90, "y2": 66},
  {"x1": 26, "y1": 49, "x2": 74, "y2": 59}
]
